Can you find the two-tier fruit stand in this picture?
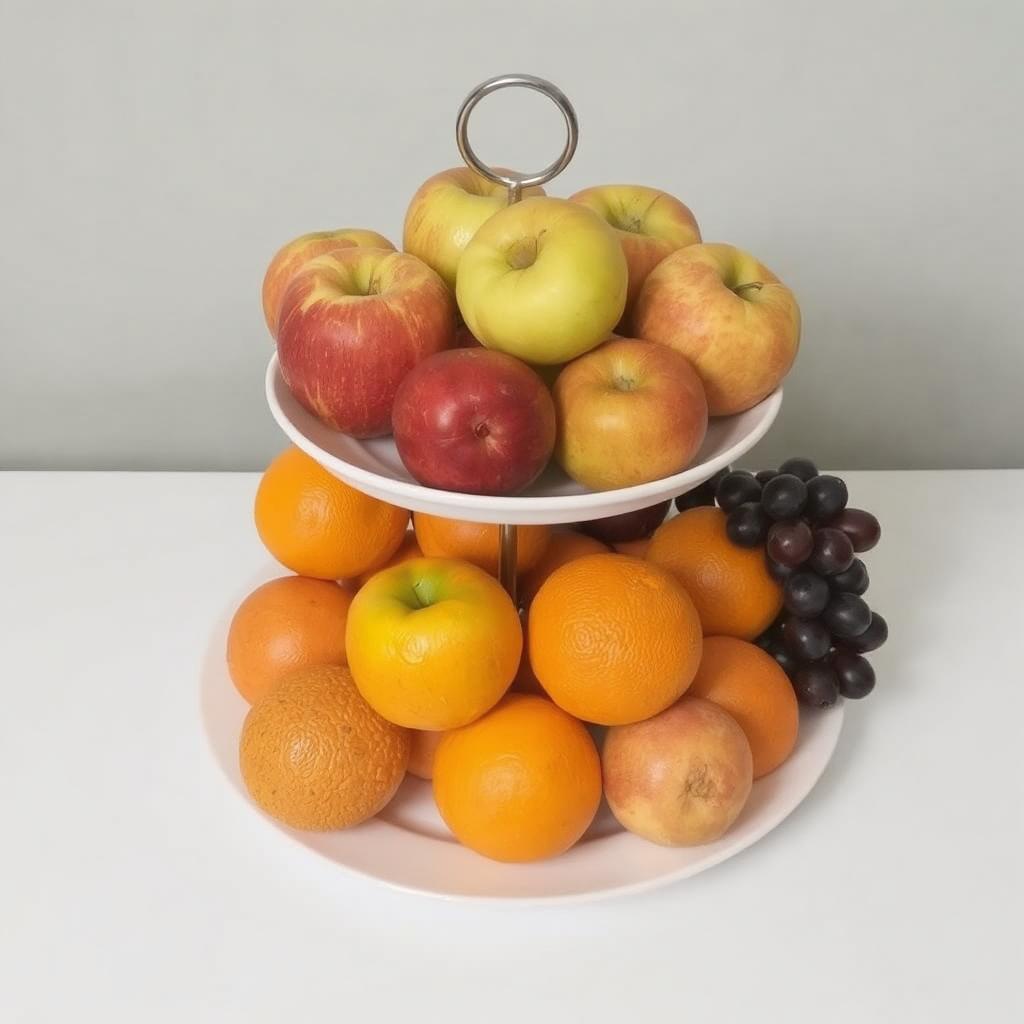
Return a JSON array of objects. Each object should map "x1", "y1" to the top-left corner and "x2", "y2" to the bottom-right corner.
[{"x1": 202, "y1": 75, "x2": 843, "y2": 902}]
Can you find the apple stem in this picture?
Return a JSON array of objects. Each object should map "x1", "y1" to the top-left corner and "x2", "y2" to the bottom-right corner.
[{"x1": 734, "y1": 281, "x2": 764, "y2": 296}]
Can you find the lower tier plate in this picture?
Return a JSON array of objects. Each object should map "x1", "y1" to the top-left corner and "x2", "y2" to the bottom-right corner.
[{"x1": 201, "y1": 564, "x2": 845, "y2": 904}]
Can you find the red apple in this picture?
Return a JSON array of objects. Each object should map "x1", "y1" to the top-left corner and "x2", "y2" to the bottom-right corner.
[
  {"x1": 392, "y1": 348, "x2": 556, "y2": 496},
  {"x1": 553, "y1": 338, "x2": 708, "y2": 490},
  {"x1": 579, "y1": 500, "x2": 671, "y2": 544},
  {"x1": 277, "y1": 248, "x2": 456, "y2": 438}
]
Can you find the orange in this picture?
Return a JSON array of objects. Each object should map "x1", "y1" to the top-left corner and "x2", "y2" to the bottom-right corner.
[
  {"x1": 239, "y1": 665, "x2": 410, "y2": 830},
  {"x1": 357, "y1": 531, "x2": 422, "y2": 586},
  {"x1": 226, "y1": 575, "x2": 353, "y2": 704},
  {"x1": 345, "y1": 557, "x2": 522, "y2": 729},
  {"x1": 688, "y1": 636, "x2": 799, "y2": 778},
  {"x1": 413, "y1": 512, "x2": 550, "y2": 577},
  {"x1": 518, "y1": 529, "x2": 608, "y2": 606},
  {"x1": 528, "y1": 553, "x2": 703, "y2": 725},
  {"x1": 255, "y1": 446, "x2": 409, "y2": 580},
  {"x1": 612, "y1": 537, "x2": 649, "y2": 558},
  {"x1": 647, "y1": 506, "x2": 783, "y2": 640},
  {"x1": 433, "y1": 693, "x2": 601, "y2": 862},
  {"x1": 408, "y1": 729, "x2": 445, "y2": 780}
]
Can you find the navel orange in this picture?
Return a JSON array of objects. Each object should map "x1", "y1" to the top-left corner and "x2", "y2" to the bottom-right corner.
[
  {"x1": 239, "y1": 665, "x2": 409, "y2": 830},
  {"x1": 688, "y1": 635, "x2": 799, "y2": 778},
  {"x1": 528, "y1": 553, "x2": 703, "y2": 725},
  {"x1": 255, "y1": 446, "x2": 408, "y2": 580},
  {"x1": 518, "y1": 529, "x2": 608, "y2": 606},
  {"x1": 432, "y1": 693, "x2": 601, "y2": 862},
  {"x1": 226, "y1": 575, "x2": 353, "y2": 704},
  {"x1": 647, "y1": 506, "x2": 783, "y2": 639}
]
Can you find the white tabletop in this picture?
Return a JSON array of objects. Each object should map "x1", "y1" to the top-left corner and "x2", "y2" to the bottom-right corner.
[{"x1": 1, "y1": 470, "x2": 1020, "y2": 1023}]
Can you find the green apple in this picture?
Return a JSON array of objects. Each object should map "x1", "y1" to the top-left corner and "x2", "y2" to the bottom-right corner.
[{"x1": 455, "y1": 197, "x2": 628, "y2": 365}]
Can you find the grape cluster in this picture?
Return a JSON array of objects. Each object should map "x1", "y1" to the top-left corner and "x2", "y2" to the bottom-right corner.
[{"x1": 678, "y1": 457, "x2": 886, "y2": 708}]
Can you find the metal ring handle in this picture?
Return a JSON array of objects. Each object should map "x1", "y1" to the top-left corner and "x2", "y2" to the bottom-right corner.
[{"x1": 456, "y1": 74, "x2": 579, "y2": 204}]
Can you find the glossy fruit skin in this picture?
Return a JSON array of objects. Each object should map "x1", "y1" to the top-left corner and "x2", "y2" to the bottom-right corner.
[
  {"x1": 760, "y1": 474, "x2": 808, "y2": 521},
  {"x1": 771, "y1": 645, "x2": 801, "y2": 678},
  {"x1": 255, "y1": 446, "x2": 409, "y2": 580},
  {"x1": 829, "y1": 508, "x2": 882, "y2": 552},
  {"x1": 433, "y1": 693, "x2": 601, "y2": 862},
  {"x1": 226, "y1": 576, "x2": 353, "y2": 704},
  {"x1": 778, "y1": 457, "x2": 818, "y2": 482},
  {"x1": 580, "y1": 500, "x2": 670, "y2": 544},
  {"x1": 808, "y1": 527, "x2": 856, "y2": 576},
  {"x1": 766, "y1": 520, "x2": 814, "y2": 567},
  {"x1": 767, "y1": 556, "x2": 797, "y2": 584},
  {"x1": 804, "y1": 475, "x2": 849, "y2": 523},
  {"x1": 413, "y1": 512, "x2": 550, "y2": 577},
  {"x1": 240, "y1": 665, "x2": 410, "y2": 830},
  {"x1": 647, "y1": 506, "x2": 784, "y2": 641},
  {"x1": 830, "y1": 558, "x2": 870, "y2": 596},
  {"x1": 529, "y1": 554, "x2": 703, "y2": 725},
  {"x1": 783, "y1": 615, "x2": 832, "y2": 662},
  {"x1": 688, "y1": 636, "x2": 799, "y2": 778},
  {"x1": 839, "y1": 611, "x2": 888, "y2": 654},
  {"x1": 346, "y1": 557, "x2": 522, "y2": 730},
  {"x1": 792, "y1": 663, "x2": 840, "y2": 708},
  {"x1": 783, "y1": 571, "x2": 831, "y2": 618},
  {"x1": 755, "y1": 469, "x2": 778, "y2": 486},
  {"x1": 822, "y1": 592, "x2": 872, "y2": 639},
  {"x1": 831, "y1": 649, "x2": 876, "y2": 698},
  {"x1": 716, "y1": 471, "x2": 762, "y2": 512},
  {"x1": 726, "y1": 502, "x2": 770, "y2": 548}
]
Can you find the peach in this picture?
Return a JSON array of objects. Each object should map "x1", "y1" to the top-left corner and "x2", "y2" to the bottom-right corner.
[{"x1": 603, "y1": 696, "x2": 753, "y2": 846}]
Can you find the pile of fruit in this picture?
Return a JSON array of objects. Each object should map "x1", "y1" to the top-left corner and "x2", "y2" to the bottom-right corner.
[
  {"x1": 227, "y1": 444, "x2": 884, "y2": 863},
  {"x1": 262, "y1": 171, "x2": 801, "y2": 494}
]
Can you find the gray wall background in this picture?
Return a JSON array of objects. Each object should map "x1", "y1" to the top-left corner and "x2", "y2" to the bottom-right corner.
[{"x1": 2, "y1": 0, "x2": 1021, "y2": 471}]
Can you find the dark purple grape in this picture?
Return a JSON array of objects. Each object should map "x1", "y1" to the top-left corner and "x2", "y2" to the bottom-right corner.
[
  {"x1": 831, "y1": 649, "x2": 876, "y2": 698},
  {"x1": 755, "y1": 469, "x2": 778, "y2": 486},
  {"x1": 754, "y1": 631, "x2": 775, "y2": 652},
  {"x1": 778, "y1": 457, "x2": 818, "y2": 482},
  {"x1": 716, "y1": 471, "x2": 762, "y2": 512},
  {"x1": 839, "y1": 612, "x2": 888, "y2": 653},
  {"x1": 675, "y1": 483, "x2": 716, "y2": 512},
  {"x1": 831, "y1": 558, "x2": 869, "y2": 596},
  {"x1": 771, "y1": 645, "x2": 801, "y2": 678},
  {"x1": 792, "y1": 663, "x2": 840, "y2": 708},
  {"x1": 808, "y1": 527, "x2": 855, "y2": 576},
  {"x1": 784, "y1": 571, "x2": 830, "y2": 617},
  {"x1": 783, "y1": 616, "x2": 832, "y2": 662},
  {"x1": 581, "y1": 500, "x2": 669, "y2": 543},
  {"x1": 821, "y1": 593, "x2": 871, "y2": 638},
  {"x1": 760, "y1": 474, "x2": 808, "y2": 521},
  {"x1": 766, "y1": 557, "x2": 796, "y2": 583},
  {"x1": 766, "y1": 520, "x2": 814, "y2": 567},
  {"x1": 707, "y1": 465, "x2": 733, "y2": 491},
  {"x1": 726, "y1": 502, "x2": 769, "y2": 547},
  {"x1": 804, "y1": 475, "x2": 849, "y2": 523},
  {"x1": 829, "y1": 508, "x2": 881, "y2": 553}
]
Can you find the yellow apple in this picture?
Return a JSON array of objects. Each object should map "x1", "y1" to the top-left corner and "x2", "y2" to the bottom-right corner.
[
  {"x1": 261, "y1": 228, "x2": 395, "y2": 336},
  {"x1": 553, "y1": 337, "x2": 708, "y2": 490},
  {"x1": 402, "y1": 167, "x2": 544, "y2": 290},
  {"x1": 456, "y1": 197, "x2": 628, "y2": 365},
  {"x1": 632, "y1": 243, "x2": 801, "y2": 415},
  {"x1": 569, "y1": 184, "x2": 700, "y2": 318}
]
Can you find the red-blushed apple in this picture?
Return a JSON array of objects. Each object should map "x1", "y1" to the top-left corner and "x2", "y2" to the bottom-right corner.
[
  {"x1": 277, "y1": 248, "x2": 455, "y2": 438},
  {"x1": 632, "y1": 243, "x2": 800, "y2": 415},
  {"x1": 392, "y1": 348, "x2": 556, "y2": 496},
  {"x1": 579, "y1": 500, "x2": 671, "y2": 544},
  {"x1": 602, "y1": 696, "x2": 753, "y2": 846},
  {"x1": 553, "y1": 338, "x2": 708, "y2": 490},
  {"x1": 403, "y1": 167, "x2": 545, "y2": 290},
  {"x1": 569, "y1": 184, "x2": 701, "y2": 318},
  {"x1": 261, "y1": 228, "x2": 395, "y2": 337}
]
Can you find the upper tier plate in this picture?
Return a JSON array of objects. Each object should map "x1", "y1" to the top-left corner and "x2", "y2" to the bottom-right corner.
[{"x1": 265, "y1": 353, "x2": 782, "y2": 525}]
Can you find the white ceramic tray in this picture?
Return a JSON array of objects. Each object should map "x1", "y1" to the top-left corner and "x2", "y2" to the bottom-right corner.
[
  {"x1": 265, "y1": 354, "x2": 783, "y2": 525},
  {"x1": 202, "y1": 565, "x2": 844, "y2": 904}
]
